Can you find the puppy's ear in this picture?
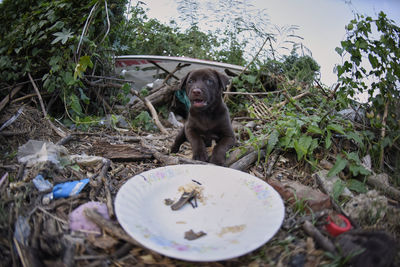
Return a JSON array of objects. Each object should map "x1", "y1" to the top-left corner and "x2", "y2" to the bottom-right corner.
[{"x1": 214, "y1": 70, "x2": 230, "y2": 92}]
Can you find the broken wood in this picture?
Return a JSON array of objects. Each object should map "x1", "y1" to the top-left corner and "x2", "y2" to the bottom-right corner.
[
  {"x1": 91, "y1": 141, "x2": 152, "y2": 160},
  {"x1": 230, "y1": 149, "x2": 265, "y2": 171}
]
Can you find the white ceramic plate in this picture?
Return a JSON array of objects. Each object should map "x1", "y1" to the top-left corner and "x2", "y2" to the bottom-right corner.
[{"x1": 115, "y1": 164, "x2": 285, "y2": 262}]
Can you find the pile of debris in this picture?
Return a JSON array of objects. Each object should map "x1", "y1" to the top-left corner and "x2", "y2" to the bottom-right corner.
[{"x1": 1, "y1": 71, "x2": 400, "y2": 266}]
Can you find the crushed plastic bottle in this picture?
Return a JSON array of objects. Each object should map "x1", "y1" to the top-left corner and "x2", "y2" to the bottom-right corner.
[{"x1": 53, "y1": 178, "x2": 90, "y2": 199}]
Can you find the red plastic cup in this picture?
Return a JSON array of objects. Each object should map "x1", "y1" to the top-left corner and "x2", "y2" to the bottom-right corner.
[{"x1": 325, "y1": 214, "x2": 352, "y2": 237}]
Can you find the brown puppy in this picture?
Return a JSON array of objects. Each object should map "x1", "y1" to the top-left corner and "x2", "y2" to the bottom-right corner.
[{"x1": 171, "y1": 68, "x2": 235, "y2": 166}]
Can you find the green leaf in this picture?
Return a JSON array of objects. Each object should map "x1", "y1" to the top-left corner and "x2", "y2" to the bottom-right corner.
[
  {"x1": 293, "y1": 134, "x2": 312, "y2": 161},
  {"x1": 368, "y1": 54, "x2": 379, "y2": 68},
  {"x1": 79, "y1": 88, "x2": 90, "y2": 104},
  {"x1": 347, "y1": 179, "x2": 367, "y2": 193},
  {"x1": 74, "y1": 56, "x2": 93, "y2": 80},
  {"x1": 266, "y1": 130, "x2": 279, "y2": 156},
  {"x1": 345, "y1": 151, "x2": 361, "y2": 164},
  {"x1": 346, "y1": 131, "x2": 363, "y2": 147},
  {"x1": 328, "y1": 155, "x2": 348, "y2": 177},
  {"x1": 327, "y1": 123, "x2": 346, "y2": 135},
  {"x1": 335, "y1": 47, "x2": 343, "y2": 56},
  {"x1": 51, "y1": 28, "x2": 74, "y2": 45},
  {"x1": 69, "y1": 93, "x2": 82, "y2": 115},
  {"x1": 63, "y1": 71, "x2": 75, "y2": 86},
  {"x1": 332, "y1": 179, "x2": 346, "y2": 201},
  {"x1": 325, "y1": 130, "x2": 332, "y2": 149},
  {"x1": 349, "y1": 164, "x2": 371, "y2": 176},
  {"x1": 121, "y1": 83, "x2": 131, "y2": 94},
  {"x1": 307, "y1": 124, "x2": 323, "y2": 135}
]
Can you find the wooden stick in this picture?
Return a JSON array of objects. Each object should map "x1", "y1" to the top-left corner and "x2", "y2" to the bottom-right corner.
[
  {"x1": 28, "y1": 73, "x2": 47, "y2": 117},
  {"x1": 130, "y1": 89, "x2": 168, "y2": 134},
  {"x1": 230, "y1": 149, "x2": 265, "y2": 171}
]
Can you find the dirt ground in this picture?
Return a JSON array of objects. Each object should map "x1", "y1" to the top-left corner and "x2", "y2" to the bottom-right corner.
[{"x1": 1, "y1": 104, "x2": 399, "y2": 267}]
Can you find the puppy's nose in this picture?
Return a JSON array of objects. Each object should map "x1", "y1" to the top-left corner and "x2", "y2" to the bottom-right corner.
[{"x1": 192, "y1": 88, "x2": 201, "y2": 96}]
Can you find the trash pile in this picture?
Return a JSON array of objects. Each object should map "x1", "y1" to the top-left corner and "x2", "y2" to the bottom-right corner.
[{"x1": 1, "y1": 80, "x2": 400, "y2": 266}]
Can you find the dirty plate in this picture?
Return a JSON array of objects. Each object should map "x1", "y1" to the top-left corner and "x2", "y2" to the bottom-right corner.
[{"x1": 115, "y1": 164, "x2": 285, "y2": 262}]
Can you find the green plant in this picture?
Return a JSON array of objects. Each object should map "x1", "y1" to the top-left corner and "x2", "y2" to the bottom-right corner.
[
  {"x1": 335, "y1": 11, "x2": 400, "y2": 170},
  {"x1": 133, "y1": 111, "x2": 155, "y2": 132},
  {"x1": 291, "y1": 193, "x2": 312, "y2": 215},
  {"x1": 324, "y1": 247, "x2": 365, "y2": 267}
]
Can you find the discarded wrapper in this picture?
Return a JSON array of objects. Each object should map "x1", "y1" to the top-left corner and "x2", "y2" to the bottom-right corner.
[
  {"x1": 32, "y1": 174, "x2": 53, "y2": 192},
  {"x1": 53, "y1": 178, "x2": 90, "y2": 199},
  {"x1": 69, "y1": 201, "x2": 110, "y2": 235}
]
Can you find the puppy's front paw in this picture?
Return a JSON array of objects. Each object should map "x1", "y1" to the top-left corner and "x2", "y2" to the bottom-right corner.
[
  {"x1": 193, "y1": 152, "x2": 208, "y2": 162},
  {"x1": 210, "y1": 155, "x2": 225, "y2": 166},
  {"x1": 170, "y1": 144, "x2": 180, "y2": 153}
]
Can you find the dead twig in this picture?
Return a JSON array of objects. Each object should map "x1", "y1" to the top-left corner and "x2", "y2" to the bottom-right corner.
[{"x1": 130, "y1": 89, "x2": 168, "y2": 134}]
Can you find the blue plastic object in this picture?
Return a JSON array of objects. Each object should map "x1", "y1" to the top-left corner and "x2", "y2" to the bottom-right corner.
[
  {"x1": 32, "y1": 174, "x2": 53, "y2": 192},
  {"x1": 53, "y1": 178, "x2": 90, "y2": 199}
]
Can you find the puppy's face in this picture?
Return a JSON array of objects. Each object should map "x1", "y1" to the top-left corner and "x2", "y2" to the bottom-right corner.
[{"x1": 180, "y1": 69, "x2": 229, "y2": 110}]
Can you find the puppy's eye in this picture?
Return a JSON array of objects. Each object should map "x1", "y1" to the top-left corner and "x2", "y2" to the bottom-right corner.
[
  {"x1": 187, "y1": 79, "x2": 193, "y2": 84},
  {"x1": 206, "y1": 79, "x2": 213, "y2": 85}
]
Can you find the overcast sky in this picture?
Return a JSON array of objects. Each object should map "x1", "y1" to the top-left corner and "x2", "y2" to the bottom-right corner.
[{"x1": 135, "y1": 0, "x2": 400, "y2": 88}]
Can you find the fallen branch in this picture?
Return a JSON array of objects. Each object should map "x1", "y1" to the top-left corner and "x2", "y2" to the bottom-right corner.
[
  {"x1": 230, "y1": 149, "x2": 266, "y2": 171},
  {"x1": 130, "y1": 89, "x2": 168, "y2": 135}
]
